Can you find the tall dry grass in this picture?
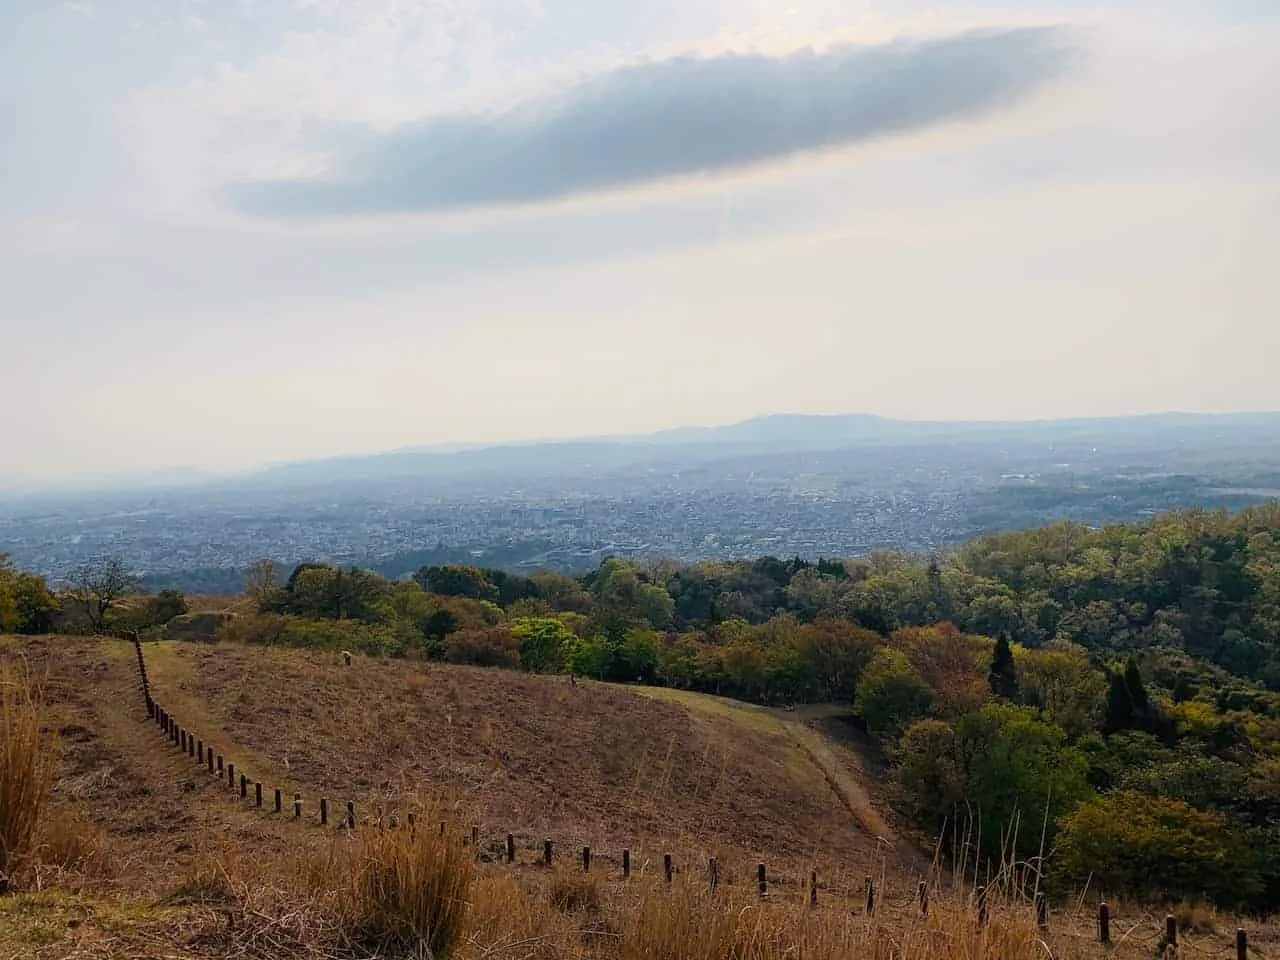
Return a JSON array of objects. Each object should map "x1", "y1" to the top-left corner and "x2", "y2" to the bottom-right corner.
[
  {"x1": 0, "y1": 662, "x2": 49, "y2": 894},
  {"x1": 341, "y1": 817, "x2": 475, "y2": 957}
]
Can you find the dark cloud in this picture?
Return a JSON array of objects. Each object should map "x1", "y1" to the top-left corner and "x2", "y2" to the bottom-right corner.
[{"x1": 229, "y1": 27, "x2": 1076, "y2": 217}]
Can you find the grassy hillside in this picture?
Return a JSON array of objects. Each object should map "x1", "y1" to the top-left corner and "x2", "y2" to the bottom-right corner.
[{"x1": 3, "y1": 634, "x2": 1277, "y2": 959}]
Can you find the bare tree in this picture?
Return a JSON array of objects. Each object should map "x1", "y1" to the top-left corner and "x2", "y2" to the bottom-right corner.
[
  {"x1": 243, "y1": 559, "x2": 279, "y2": 610},
  {"x1": 69, "y1": 557, "x2": 138, "y2": 633}
]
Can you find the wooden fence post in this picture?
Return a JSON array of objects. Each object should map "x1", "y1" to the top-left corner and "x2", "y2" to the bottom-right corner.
[
  {"x1": 664, "y1": 854, "x2": 673, "y2": 884},
  {"x1": 543, "y1": 839, "x2": 553, "y2": 867},
  {"x1": 216, "y1": 754, "x2": 223, "y2": 775},
  {"x1": 810, "y1": 871, "x2": 818, "y2": 907},
  {"x1": 919, "y1": 880, "x2": 929, "y2": 918},
  {"x1": 294, "y1": 794, "x2": 302, "y2": 819},
  {"x1": 320, "y1": 798, "x2": 328, "y2": 826},
  {"x1": 582, "y1": 847, "x2": 590, "y2": 873},
  {"x1": 622, "y1": 849, "x2": 630, "y2": 879},
  {"x1": 471, "y1": 825, "x2": 479, "y2": 848},
  {"x1": 255, "y1": 782, "x2": 262, "y2": 808},
  {"x1": 346, "y1": 801, "x2": 355, "y2": 829},
  {"x1": 407, "y1": 813, "x2": 416, "y2": 834},
  {"x1": 709, "y1": 858, "x2": 719, "y2": 894},
  {"x1": 506, "y1": 834, "x2": 515, "y2": 864},
  {"x1": 439, "y1": 821, "x2": 447, "y2": 837},
  {"x1": 188, "y1": 735, "x2": 195, "y2": 758},
  {"x1": 179, "y1": 729, "x2": 186, "y2": 752},
  {"x1": 757, "y1": 863, "x2": 768, "y2": 899},
  {"x1": 197, "y1": 740, "x2": 203, "y2": 764},
  {"x1": 1099, "y1": 902, "x2": 1111, "y2": 944},
  {"x1": 240, "y1": 774, "x2": 247, "y2": 800},
  {"x1": 1035, "y1": 891, "x2": 1048, "y2": 928},
  {"x1": 1237, "y1": 928, "x2": 1247, "y2": 960},
  {"x1": 206, "y1": 748, "x2": 213, "y2": 773},
  {"x1": 865, "y1": 876, "x2": 875, "y2": 916},
  {"x1": 1164, "y1": 915, "x2": 1178, "y2": 951},
  {"x1": 274, "y1": 788, "x2": 282, "y2": 814},
  {"x1": 227, "y1": 762, "x2": 235, "y2": 788}
]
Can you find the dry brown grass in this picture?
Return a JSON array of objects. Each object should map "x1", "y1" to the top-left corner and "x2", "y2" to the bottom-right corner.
[
  {"x1": 0, "y1": 661, "x2": 50, "y2": 894},
  {"x1": 339, "y1": 814, "x2": 475, "y2": 957},
  {"x1": 2, "y1": 635, "x2": 1277, "y2": 959}
]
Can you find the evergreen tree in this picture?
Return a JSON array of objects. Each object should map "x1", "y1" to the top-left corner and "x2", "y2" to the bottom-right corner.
[
  {"x1": 1123, "y1": 657, "x2": 1150, "y2": 713},
  {"x1": 1104, "y1": 670, "x2": 1135, "y2": 733},
  {"x1": 988, "y1": 635, "x2": 1019, "y2": 699}
]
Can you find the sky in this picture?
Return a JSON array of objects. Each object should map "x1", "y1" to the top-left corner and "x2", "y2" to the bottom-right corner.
[{"x1": 1, "y1": 0, "x2": 1278, "y2": 486}]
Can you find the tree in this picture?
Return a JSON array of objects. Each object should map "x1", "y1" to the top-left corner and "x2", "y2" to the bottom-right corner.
[
  {"x1": 414, "y1": 565, "x2": 499, "y2": 602},
  {"x1": 244, "y1": 559, "x2": 280, "y2": 610},
  {"x1": 1053, "y1": 791, "x2": 1262, "y2": 907},
  {"x1": 510, "y1": 617, "x2": 575, "y2": 673},
  {"x1": 69, "y1": 557, "x2": 138, "y2": 633},
  {"x1": 988, "y1": 635, "x2": 1019, "y2": 699},
  {"x1": 854, "y1": 648, "x2": 934, "y2": 737}
]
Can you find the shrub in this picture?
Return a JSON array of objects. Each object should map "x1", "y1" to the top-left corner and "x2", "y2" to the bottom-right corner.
[
  {"x1": 444, "y1": 626, "x2": 521, "y2": 669},
  {"x1": 344, "y1": 818, "x2": 473, "y2": 956},
  {"x1": 0, "y1": 664, "x2": 50, "y2": 893},
  {"x1": 1053, "y1": 791, "x2": 1262, "y2": 907}
]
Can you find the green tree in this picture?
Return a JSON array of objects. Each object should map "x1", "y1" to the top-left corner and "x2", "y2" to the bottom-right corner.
[
  {"x1": 1054, "y1": 791, "x2": 1262, "y2": 907},
  {"x1": 988, "y1": 635, "x2": 1018, "y2": 700},
  {"x1": 510, "y1": 617, "x2": 575, "y2": 673},
  {"x1": 854, "y1": 648, "x2": 934, "y2": 737}
]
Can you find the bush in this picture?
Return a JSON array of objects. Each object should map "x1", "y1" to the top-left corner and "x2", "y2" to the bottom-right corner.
[
  {"x1": 344, "y1": 818, "x2": 473, "y2": 956},
  {"x1": 444, "y1": 626, "x2": 521, "y2": 668},
  {"x1": 1053, "y1": 791, "x2": 1262, "y2": 907},
  {"x1": 0, "y1": 664, "x2": 50, "y2": 893}
]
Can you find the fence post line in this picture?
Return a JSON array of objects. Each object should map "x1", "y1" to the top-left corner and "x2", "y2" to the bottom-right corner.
[
  {"x1": 622, "y1": 849, "x2": 630, "y2": 880},
  {"x1": 664, "y1": 854, "x2": 673, "y2": 884},
  {"x1": 320, "y1": 798, "x2": 328, "y2": 826},
  {"x1": 1237, "y1": 928, "x2": 1247, "y2": 960}
]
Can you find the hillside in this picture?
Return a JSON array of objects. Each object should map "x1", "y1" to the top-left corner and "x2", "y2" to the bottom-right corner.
[{"x1": 5, "y1": 633, "x2": 1279, "y2": 959}]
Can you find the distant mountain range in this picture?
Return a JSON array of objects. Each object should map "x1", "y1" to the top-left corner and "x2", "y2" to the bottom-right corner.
[{"x1": 238, "y1": 411, "x2": 1280, "y2": 488}]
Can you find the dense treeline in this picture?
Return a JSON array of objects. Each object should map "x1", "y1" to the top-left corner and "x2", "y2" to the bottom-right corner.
[{"x1": 7, "y1": 504, "x2": 1280, "y2": 909}]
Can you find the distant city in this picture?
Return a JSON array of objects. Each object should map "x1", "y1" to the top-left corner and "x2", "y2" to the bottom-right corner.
[{"x1": 3, "y1": 412, "x2": 1278, "y2": 593}]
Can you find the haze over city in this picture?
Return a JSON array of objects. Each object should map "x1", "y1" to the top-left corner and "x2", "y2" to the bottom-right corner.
[{"x1": 3, "y1": 0, "x2": 1278, "y2": 485}]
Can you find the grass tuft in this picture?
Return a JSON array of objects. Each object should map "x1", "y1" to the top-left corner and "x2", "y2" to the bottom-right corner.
[
  {"x1": 0, "y1": 663, "x2": 49, "y2": 895},
  {"x1": 343, "y1": 813, "x2": 474, "y2": 957}
]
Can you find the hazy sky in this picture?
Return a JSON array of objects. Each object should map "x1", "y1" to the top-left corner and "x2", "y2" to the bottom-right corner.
[{"x1": 2, "y1": 0, "x2": 1278, "y2": 485}]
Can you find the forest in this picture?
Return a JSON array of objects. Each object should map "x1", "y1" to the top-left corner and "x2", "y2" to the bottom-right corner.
[{"x1": 6, "y1": 503, "x2": 1280, "y2": 909}]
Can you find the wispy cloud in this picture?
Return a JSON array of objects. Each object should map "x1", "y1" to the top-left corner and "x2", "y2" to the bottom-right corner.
[{"x1": 228, "y1": 26, "x2": 1077, "y2": 217}]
